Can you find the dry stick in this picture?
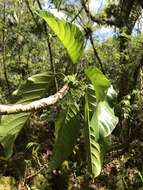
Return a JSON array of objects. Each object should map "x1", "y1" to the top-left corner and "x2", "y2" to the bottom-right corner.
[
  {"x1": 0, "y1": 84, "x2": 69, "y2": 115},
  {"x1": 26, "y1": 165, "x2": 47, "y2": 180}
]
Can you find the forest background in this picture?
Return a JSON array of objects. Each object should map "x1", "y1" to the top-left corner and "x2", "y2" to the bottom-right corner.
[{"x1": 0, "y1": 0, "x2": 143, "y2": 189}]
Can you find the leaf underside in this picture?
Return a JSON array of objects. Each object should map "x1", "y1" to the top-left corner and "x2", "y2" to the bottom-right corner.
[
  {"x1": 84, "y1": 67, "x2": 118, "y2": 177},
  {"x1": 50, "y1": 99, "x2": 80, "y2": 171},
  {"x1": 49, "y1": 115, "x2": 80, "y2": 171},
  {"x1": 0, "y1": 73, "x2": 52, "y2": 158},
  {"x1": 85, "y1": 67, "x2": 110, "y2": 102},
  {"x1": 36, "y1": 10, "x2": 84, "y2": 64},
  {"x1": 85, "y1": 88, "x2": 102, "y2": 177}
]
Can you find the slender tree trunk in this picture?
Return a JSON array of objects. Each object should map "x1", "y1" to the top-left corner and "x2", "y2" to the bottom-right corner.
[
  {"x1": 26, "y1": 0, "x2": 59, "y2": 91},
  {"x1": 2, "y1": 1, "x2": 10, "y2": 95},
  {"x1": 37, "y1": 0, "x2": 59, "y2": 91}
]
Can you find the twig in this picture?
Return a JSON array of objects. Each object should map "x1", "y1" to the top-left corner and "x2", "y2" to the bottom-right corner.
[
  {"x1": 36, "y1": 0, "x2": 59, "y2": 91},
  {"x1": 89, "y1": 32, "x2": 105, "y2": 74},
  {"x1": 25, "y1": 0, "x2": 58, "y2": 91},
  {"x1": 70, "y1": 2, "x2": 87, "y2": 23},
  {"x1": 0, "y1": 84, "x2": 69, "y2": 115},
  {"x1": 26, "y1": 164, "x2": 48, "y2": 180},
  {"x1": 24, "y1": 0, "x2": 39, "y2": 27}
]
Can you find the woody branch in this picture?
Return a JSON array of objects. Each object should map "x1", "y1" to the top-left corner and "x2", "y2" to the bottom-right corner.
[{"x1": 0, "y1": 84, "x2": 69, "y2": 115}]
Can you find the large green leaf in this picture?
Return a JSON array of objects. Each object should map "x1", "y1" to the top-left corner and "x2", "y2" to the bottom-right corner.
[
  {"x1": 84, "y1": 89, "x2": 102, "y2": 177},
  {"x1": 49, "y1": 115, "x2": 80, "y2": 171},
  {"x1": 55, "y1": 99, "x2": 79, "y2": 138},
  {"x1": 85, "y1": 67, "x2": 118, "y2": 137},
  {"x1": 84, "y1": 67, "x2": 118, "y2": 177},
  {"x1": 97, "y1": 101, "x2": 118, "y2": 138},
  {"x1": 85, "y1": 67, "x2": 110, "y2": 102},
  {"x1": 36, "y1": 11, "x2": 84, "y2": 64},
  {"x1": 0, "y1": 113, "x2": 30, "y2": 158},
  {"x1": 49, "y1": 99, "x2": 80, "y2": 170},
  {"x1": 86, "y1": 84, "x2": 97, "y2": 119},
  {"x1": 106, "y1": 85, "x2": 118, "y2": 107},
  {"x1": 0, "y1": 73, "x2": 52, "y2": 158}
]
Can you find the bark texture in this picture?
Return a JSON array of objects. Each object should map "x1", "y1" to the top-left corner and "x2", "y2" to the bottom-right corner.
[{"x1": 0, "y1": 84, "x2": 69, "y2": 115}]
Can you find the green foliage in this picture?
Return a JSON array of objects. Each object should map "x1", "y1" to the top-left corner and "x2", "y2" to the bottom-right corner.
[
  {"x1": 50, "y1": 0, "x2": 64, "y2": 9},
  {"x1": 0, "y1": 73, "x2": 51, "y2": 158},
  {"x1": 0, "y1": 176, "x2": 17, "y2": 190},
  {"x1": 85, "y1": 84, "x2": 96, "y2": 118},
  {"x1": 64, "y1": 74, "x2": 78, "y2": 85},
  {"x1": 120, "y1": 94, "x2": 131, "y2": 119},
  {"x1": 0, "y1": 8, "x2": 118, "y2": 180},
  {"x1": 97, "y1": 100, "x2": 118, "y2": 137},
  {"x1": 50, "y1": 97, "x2": 80, "y2": 170},
  {"x1": 50, "y1": 115, "x2": 80, "y2": 171},
  {"x1": 84, "y1": 86, "x2": 102, "y2": 177},
  {"x1": 0, "y1": 113, "x2": 30, "y2": 158},
  {"x1": 85, "y1": 67, "x2": 118, "y2": 138},
  {"x1": 31, "y1": 174, "x2": 47, "y2": 190},
  {"x1": 36, "y1": 11, "x2": 84, "y2": 64},
  {"x1": 1, "y1": 0, "x2": 143, "y2": 188},
  {"x1": 84, "y1": 67, "x2": 118, "y2": 177},
  {"x1": 85, "y1": 67, "x2": 111, "y2": 102}
]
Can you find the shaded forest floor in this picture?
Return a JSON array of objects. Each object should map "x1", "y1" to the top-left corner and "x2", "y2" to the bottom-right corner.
[{"x1": 0, "y1": 111, "x2": 143, "y2": 190}]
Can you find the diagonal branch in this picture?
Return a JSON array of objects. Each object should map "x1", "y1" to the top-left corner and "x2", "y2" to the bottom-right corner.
[
  {"x1": 70, "y1": 0, "x2": 88, "y2": 23},
  {"x1": 0, "y1": 84, "x2": 69, "y2": 115},
  {"x1": 89, "y1": 32, "x2": 105, "y2": 74},
  {"x1": 81, "y1": 0, "x2": 118, "y2": 27},
  {"x1": 24, "y1": 0, "x2": 39, "y2": 27}
]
